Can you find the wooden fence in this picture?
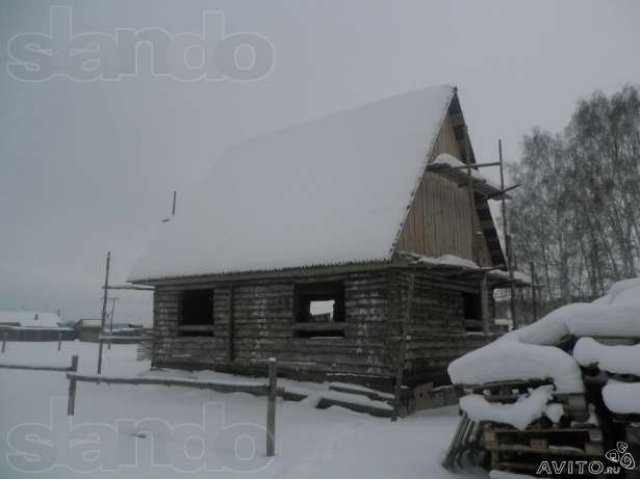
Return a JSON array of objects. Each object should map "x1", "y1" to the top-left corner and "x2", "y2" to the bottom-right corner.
[
  {"x1": 1, "y1": 355, "x2": 280, "y2": 456},
  {"x1": 0, "y1": 354, "x2": 78, "y2": 373},
  {"x1": 66, "y1": 357, "x2": 280, "y2": 456},
  {"x1": 0, "y1": 354, "x2": 80, "y2": 416}
]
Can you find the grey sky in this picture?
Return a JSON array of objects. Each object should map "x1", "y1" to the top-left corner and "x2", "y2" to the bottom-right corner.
[{"x1": 1, "y1": 0, "x2": 638, "y2": 323}]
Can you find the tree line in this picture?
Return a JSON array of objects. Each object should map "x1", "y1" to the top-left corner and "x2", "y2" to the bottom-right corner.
[{"x1": 507, "y1": 84, "x2": 640, "y2": 317}]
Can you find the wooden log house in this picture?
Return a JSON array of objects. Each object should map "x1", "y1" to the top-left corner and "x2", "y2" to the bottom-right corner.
[{"x1": 129, "y1": 85, "x2": 528, "y2": 411}]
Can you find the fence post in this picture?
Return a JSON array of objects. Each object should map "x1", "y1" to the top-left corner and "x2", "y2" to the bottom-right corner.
[
  {"x1": 97, "y1": 339, "x2": 104, "y2": 374},
  {"x1": 67, "y1": 355, "x2": 79, "y2": 416},
  {"x1": 1, "y1": 331, "x2": 7, "y2": 353},
  {"x1": 266, "y1": 357, "x2": 277, "y2": 457},
  {"x1": 57, "y1": 332, "x2": 62, "y2": 352}
]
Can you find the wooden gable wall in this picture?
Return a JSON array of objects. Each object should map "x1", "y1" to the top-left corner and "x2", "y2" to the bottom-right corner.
[{"x1": 395, "y1": 113, "x2": 493, "y2": 266}]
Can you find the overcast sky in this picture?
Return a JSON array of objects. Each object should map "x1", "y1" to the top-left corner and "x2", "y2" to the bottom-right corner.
[{"x1": 1, "y1": 0, "x2": 639, "y2": 323}]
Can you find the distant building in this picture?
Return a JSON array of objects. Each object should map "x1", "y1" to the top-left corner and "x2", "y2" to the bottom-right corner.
[
  {"x1": 0, "y1": 311, "x2": 61, "y2": 328},
  {"x1": 73, "y1": 319, "x2": 143, "y2": 342},
  {"x1": 0, "y1": 311, "x2": 74, "y2": 341}
]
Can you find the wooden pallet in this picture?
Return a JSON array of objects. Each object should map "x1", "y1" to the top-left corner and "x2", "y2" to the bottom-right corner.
[
  {"x1": 462, "y1": 377, "x2": 604, "y2": 477},
  {"x1": 486, "y1": 424, "x2": 605, "y2": 475},
  {"x1": 466, "y1": 379, "x2": 590, "y2": 422}
]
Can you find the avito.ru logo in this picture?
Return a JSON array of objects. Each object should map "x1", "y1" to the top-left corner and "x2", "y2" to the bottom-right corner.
[{"x1": 537, "y1": 441, "x2": 636, "y2": 476}]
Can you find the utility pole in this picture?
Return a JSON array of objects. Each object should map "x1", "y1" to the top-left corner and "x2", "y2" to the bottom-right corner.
[
  {"x1": 97, "y1": 252, "x2": 111, "y2": 374},
  {"x1": 107, "y1": 297, "x2": 118, "y2": 350},
  {"x1": 499, "y1": 140, "x2": 517, "y2": 327}
]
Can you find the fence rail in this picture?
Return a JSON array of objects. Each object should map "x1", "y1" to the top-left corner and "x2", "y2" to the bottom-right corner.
[
  {"x1": 0, "y1": 355, "x2": 78, "y2": 373},
  {"x1": 65, "y1": 372, "x2": 280, "y2": 396},
  {"x1": 66, "y1": 358, "x2": 280, "y2": 456},
  {"x1": 98, "y1": 334, "x2": 145, "y2": 342}
]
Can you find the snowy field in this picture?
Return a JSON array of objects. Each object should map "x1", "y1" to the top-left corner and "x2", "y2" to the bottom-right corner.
[{"x1": 0, "y1": 341, "x2": 472, "y2": 478}]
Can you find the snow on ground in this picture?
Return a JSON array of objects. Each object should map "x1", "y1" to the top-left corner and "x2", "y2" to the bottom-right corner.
[{"x1": 0, "y1": 341, "x2": 471, "y2": 478}]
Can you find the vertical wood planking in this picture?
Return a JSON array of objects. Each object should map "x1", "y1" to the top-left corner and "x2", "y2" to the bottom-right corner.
[{"x1": 397, "y1": 113, "x2": 493, "y2": 266}]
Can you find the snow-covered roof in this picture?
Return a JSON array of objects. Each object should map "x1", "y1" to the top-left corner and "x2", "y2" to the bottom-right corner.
[
  {"x1": 74, "y1": 318, "x2": 102, "y2": 328},
  {"x1": 428, "y1": 153, "x2": 507, "y2": 199},
  {"x1": 402, "y1": 252, "x2": 531, "y2": 287},
  {"x1": 0, "y1": 311, "x2": 61, "y2": 328},
  {"x1": 130, "y1": 85, "x2": 456, "y2": 281}
]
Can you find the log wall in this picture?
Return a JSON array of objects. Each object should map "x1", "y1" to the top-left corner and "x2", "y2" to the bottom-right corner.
[
  {"x1": 152, "y1": 268, "x2": 497, "y2": 392},
  {"x1": 387, "y1": 269, "x2": 498, "y2": 388},
  {"x1": 153, "y1": 272, "x2": 396, "y2": 388}
]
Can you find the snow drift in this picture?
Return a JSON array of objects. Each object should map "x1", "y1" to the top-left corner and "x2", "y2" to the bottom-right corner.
[{"x1": 449, "y1": 277, "x2": 640, "y2": 420}]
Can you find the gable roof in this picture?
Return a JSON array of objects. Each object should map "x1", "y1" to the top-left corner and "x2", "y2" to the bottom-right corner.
[{"x1": 130, "y1": 86, "x2": 463, "y2": 282}]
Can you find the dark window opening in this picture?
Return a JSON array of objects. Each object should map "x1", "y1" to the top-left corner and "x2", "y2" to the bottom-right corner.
[
  {"x1": 179, "y1": 289, "x2": 214, "y2": 336},
  {"x1": 462, "y1": 293, "x2": 482, "y2": 332},
  {"x1": 293, "y1": 282, "x2": 345, "y2": 338}
]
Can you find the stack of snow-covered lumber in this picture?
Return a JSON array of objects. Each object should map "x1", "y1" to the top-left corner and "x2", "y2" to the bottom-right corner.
[{"x1": 445, "y1": 277, "x2": 640, "y2": 476}]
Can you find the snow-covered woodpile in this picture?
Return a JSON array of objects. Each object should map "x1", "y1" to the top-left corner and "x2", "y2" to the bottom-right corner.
[{"x1": 445, "y1": 277, "x2": 640, "y2": 477}]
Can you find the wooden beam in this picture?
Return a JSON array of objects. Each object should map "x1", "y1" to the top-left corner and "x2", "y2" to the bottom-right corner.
[
  {"x1": 102, "y1": 284, "x2": 154, "y2": 291},
  {"x1": 67, "y1": 355, "x2": 79, "y2": 415},
  {"x1": 134, "y1": 261, "x2": 393, "y2": 287},
  {"x1": 227, "y1": 285, "x2": 236, "y2": 363},
  {"x1": 463, "y1": 126, "x2": 480, "y2": 265},
  {"x1": 481, "y1": 272, "x2": 489, "y2": 334},
  {"x1": 97, "y1": 252, "x2": 111, "y2": 375},
  {"x1": 499, "y1": 140, "x2": 518, "y2": 327},
  {"x1": 393, "y1": 273, "x2": 414, "y2": 420}
]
